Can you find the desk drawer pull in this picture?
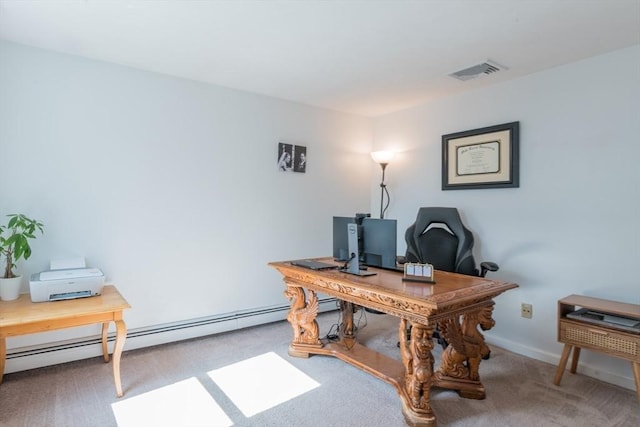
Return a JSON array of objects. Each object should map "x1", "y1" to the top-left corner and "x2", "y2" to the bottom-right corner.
[{"x1": 588, "y1": 329, "x2": 609, "y2": 336}]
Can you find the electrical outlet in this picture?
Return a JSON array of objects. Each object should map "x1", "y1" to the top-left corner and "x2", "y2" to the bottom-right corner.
[{"x1": 521, "y1": 303, "x2": 533, "y2": 319}]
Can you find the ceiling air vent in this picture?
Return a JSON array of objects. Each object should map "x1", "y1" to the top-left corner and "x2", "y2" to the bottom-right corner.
[{"x1": 449, "y1": 60, "x2": 506, "y2": 81}]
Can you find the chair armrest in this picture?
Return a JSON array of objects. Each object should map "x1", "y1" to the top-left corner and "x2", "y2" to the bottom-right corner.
[{"x1": 479, "y1": 261, "x2": 499, "y2": 277}]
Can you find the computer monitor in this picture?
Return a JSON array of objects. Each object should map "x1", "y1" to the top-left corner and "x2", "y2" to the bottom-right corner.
[
  {"x1": 333, "y1": 216, "x2": 355, "y2": 261},
  {"x1": 362, "y1": 217, "x2": 398, "y2": 270},
  {"x1": 333, "y1": 214, "x2": 369, "y2": 262}
]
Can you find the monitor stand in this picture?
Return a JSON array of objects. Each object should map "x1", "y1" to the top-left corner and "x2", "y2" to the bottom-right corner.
[{"x1": 341, "y1": 223, "x2": 376, "y2": 276}]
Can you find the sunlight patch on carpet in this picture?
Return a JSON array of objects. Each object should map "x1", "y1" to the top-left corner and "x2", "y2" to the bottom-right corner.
[
  {"x1": 111, "y1": 377, "x2": 233, "y2": 427},
  {"x1": 208, "y1": 351, "x2": 320, "y2": 417}
]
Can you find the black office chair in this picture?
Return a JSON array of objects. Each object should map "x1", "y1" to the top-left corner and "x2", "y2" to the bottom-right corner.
[
  {"x1": 403, "y1": 207, "x2": 499, "y2": 350},
  {"x1": 404, "y1": 207, "x2": 498, "y2": 278}
]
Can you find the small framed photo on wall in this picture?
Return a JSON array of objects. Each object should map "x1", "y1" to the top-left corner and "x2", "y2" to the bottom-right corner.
[
  {"x1": 293, "y1": 145, "x2": 306, "y2": 173},
  {"x1": 278, "y1": 142, "x2": 307, "y2": 173}
]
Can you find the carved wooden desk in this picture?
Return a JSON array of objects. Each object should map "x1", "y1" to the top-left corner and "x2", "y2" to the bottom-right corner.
[
  {"x1": 0, "y1": 285, "x2": 131, "y2": 397},
  {"x1": 269, "y1": 258, "x2": 517, "y2": 427}
]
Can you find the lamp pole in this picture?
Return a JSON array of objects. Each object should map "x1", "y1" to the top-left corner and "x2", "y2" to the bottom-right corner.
[
  {"x1": 371, "y1": 150, "x2": 395, "y2": 219},
  {"x1": 379, "y1": 162, "x2": 388, "y2": 219}
]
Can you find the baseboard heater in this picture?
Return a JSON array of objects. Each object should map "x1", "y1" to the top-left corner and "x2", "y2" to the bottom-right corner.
[{"x1": 6, "y1": 297, "x2": 339, "y2": 361}]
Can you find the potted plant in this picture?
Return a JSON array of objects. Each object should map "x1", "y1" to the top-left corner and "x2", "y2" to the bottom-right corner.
[{"x1": 0, "y1": 214, "x2": 44, "y2": 301}]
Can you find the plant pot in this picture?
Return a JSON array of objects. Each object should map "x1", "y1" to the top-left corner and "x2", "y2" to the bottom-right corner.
[{"x1": 0, "y1": 275, "x2": 23, "y2": 301}]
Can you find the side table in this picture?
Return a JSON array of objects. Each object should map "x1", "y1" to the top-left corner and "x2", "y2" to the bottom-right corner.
[
  {"x1": 553, "y1": 294, "x2": 640, "y2": 401},
  {"x1": 0, "y1": 285, "x2": 131, "y2": 397}
]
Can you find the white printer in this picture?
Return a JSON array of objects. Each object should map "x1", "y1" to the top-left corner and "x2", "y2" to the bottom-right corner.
[{"x1": 29, "y1": 267, "x2": 105, "y2": 302}]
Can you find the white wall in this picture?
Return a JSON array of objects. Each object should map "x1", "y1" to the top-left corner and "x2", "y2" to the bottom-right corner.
[
  {"x1": 0, "y1": 41, "x2": 372, "y2": 357},
  {"x1": 372, "y1": 45, "x2": 640, "y2": 389},
  {"x1": 2, "y1": 40, "x2": 638, "y2": 391}
]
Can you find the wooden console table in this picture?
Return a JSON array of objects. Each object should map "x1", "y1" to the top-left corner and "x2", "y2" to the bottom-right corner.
[
  {"x1": 269, "y1": 258, "x2": 517, "y2": 427},
  {"x1": 553, "y1": 294, "x2": 640, "y2": 401},
  {"x1": 0, "y1": 285, "x2": 131, "y2": 397}
]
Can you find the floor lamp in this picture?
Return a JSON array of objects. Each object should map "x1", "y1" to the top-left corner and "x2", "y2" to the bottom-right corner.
[{"x1": 370, "y1": 150, "x2": 395, "y2": 219}]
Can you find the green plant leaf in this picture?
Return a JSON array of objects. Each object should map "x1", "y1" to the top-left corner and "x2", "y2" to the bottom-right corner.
[
  {"x1": 0, "y1": 213, "x2": 44, "y2": 277},
  {"x1": 7, "y1": 215, "x2": 18, "y2": 229}
]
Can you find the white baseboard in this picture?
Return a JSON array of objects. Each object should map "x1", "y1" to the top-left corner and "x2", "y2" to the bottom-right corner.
[
  {"x1": 4, "y1": 298, "x2": 338, "y2": 375},
  {"x1": 485, "y1": 335, "x2": 636, "y2": 392},
  {"x1": 6, "y1": 301, "x2": 636, "y2": 394}
]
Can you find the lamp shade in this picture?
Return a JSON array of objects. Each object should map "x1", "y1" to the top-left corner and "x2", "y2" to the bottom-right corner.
[{"x1": 370, "y1": 150, "x2": 395, "y2": 165}]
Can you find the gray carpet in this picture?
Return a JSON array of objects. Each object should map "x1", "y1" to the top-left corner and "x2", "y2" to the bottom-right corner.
[{"x1": 0, "y1": 311, "x2": 637, "y2": 427}]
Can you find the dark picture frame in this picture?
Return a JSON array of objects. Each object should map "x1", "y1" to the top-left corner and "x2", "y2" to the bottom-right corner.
[
  {"x1": 277, "y1": 142, "x2": 293, "y2": 171},
  {"x1": 442, "y1": 121, "x2": 519, "y2": 190},
  {"x1": 278, "y1": 142, "x2": 307, "y2": 173},
  {"x1": 293, "y1": 145, "x2": 307, "y2": 173}
]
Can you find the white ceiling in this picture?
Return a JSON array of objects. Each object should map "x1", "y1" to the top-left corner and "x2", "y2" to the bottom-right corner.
[{"x1": 1, "y1": 0, "x2": 639, "y2": 117}]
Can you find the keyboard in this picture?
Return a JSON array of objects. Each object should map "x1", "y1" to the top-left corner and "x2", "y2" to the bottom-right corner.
[{"x1": 290, "y1": 259, "x2": 339, "y2": 270}]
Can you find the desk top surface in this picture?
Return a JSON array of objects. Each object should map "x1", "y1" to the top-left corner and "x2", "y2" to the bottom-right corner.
[
  {"x1": 269, "y1": 258, "x2": 517, "y2": 314},
  {"x1": 0, "y1": 285, "x2": 130, "y2": 328}
]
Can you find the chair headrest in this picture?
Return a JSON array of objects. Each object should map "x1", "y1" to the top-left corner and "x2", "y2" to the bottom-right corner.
[{"x1": 407, "y1": 207, "x2": 476, "y2": 273}]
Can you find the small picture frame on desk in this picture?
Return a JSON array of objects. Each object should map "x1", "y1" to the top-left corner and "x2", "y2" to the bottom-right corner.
[{"x1": 403, "y1": 262, "x2": 435, "y2": 283}]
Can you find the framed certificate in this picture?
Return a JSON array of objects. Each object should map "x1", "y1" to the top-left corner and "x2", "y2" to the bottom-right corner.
[{"x1": 442, "y1": 122, "x2": 519, "y2": 190}]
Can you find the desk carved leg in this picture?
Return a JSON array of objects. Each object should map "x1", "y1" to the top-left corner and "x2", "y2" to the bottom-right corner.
[
  {"x1": 339, "y1": 301, "x2": 356, "y2": 339},
  {"x1": 399, "y1": 318, "x2": 436, "y2": 427},
  {"x1": 284, "y1": 285, "x2": 322, "y2": 357},
  {"x1": 339, "y1": 301, "x2": 357, "y2": 349},
  {"x1": 434, "y1": 303, "x2": 495, "y2": 399},
  {"x1": 112, "y1": 319, "x2": 127, "y2": 398}
]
